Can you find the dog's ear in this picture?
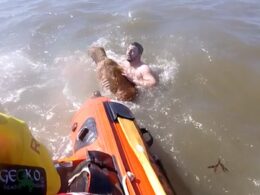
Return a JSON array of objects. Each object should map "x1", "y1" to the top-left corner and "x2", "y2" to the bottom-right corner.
[{"x1": 88, "y1": 47, "x2": 107, "y2": 64}]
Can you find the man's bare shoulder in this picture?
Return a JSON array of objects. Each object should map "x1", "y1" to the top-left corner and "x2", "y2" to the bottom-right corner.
[
  {"x1": 117, "y1": 59, "x2": 129, "y2": 68},
  {"x1": 138, "y1": 64, "x2": 152, "y2": 72}
]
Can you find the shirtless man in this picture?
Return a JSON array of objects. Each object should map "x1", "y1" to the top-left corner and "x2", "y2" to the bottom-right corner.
[{"x1": 121, "y1": 42, "x2": 157, "y2": 88}]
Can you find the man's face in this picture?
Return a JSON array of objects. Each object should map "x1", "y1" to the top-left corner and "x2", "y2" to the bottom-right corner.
[{"x1": 126, "y1": 45, "x2": 139, "y2": 62}]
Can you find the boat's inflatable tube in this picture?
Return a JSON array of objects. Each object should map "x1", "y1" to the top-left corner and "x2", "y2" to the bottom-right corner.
[{"x1": 57, "y1": 96, "x2": 174, "y2": 195}]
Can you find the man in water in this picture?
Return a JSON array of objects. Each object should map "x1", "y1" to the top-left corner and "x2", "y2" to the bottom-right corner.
[{"x1": 120, "y1": 42, "x2": 157, "y2": 88}]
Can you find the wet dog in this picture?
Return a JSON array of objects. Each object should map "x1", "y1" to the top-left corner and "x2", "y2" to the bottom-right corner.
[{"x1": 88, "y1": 47, "x2": 137, "y2": 101}]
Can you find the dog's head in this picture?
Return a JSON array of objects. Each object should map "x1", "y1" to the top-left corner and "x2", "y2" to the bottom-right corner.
[{"x1": 88, "y1": 47, "x2": 107, "y2": 64}]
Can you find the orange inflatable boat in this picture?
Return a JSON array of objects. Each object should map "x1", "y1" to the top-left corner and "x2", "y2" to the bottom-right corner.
[{"x1": 56, "y1": 96, "x2": 174, "y2": 195}]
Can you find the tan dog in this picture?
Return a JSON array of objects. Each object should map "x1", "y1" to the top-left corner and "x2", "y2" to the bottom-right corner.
[{"x1": 88, "y1": 46, "x2": 137, "y2": 101}]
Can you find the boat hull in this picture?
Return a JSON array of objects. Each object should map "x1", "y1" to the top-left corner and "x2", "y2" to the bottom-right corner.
[{"x1": 57, "y1": 96, "x2": 174, "y2": 195}]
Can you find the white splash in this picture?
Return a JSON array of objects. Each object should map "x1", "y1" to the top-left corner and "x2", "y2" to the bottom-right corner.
[
  {"x1": 128, "y1": 11, "x2": 132, "y2": 18},
  {"x1": 195, "y1": 175, "x2": 200, "y2": 182},
  {"x1": 90, "y1": 37, "x2": 109, "y2": 48},
  {"x1": 201, "y1": 47, "x2": 212, "y2": 62},
  {"x1": 248, "y1": 178, "x2": 260, "y2": 187},
  {"x1": 183, "y1": 113, "x2": 203, "y2": 130}
]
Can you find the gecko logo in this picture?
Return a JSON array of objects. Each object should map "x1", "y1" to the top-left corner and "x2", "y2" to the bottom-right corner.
[{"x1": 0, "y1": 165, "x2": 46, "y2": 194}]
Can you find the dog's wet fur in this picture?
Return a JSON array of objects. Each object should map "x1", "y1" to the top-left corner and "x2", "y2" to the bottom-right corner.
[{"x1": 89, "y1": 47, "x2": 137, "y2": 101}]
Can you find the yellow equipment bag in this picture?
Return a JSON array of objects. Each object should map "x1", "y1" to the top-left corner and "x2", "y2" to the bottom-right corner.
[{"x1": 0, "y1": 113, "x2": 60, "y2": 195}]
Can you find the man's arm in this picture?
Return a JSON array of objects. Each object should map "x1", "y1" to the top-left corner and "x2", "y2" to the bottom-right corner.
[{"x1": 133, "y1": 65, "x2": 157, "y2": 87}]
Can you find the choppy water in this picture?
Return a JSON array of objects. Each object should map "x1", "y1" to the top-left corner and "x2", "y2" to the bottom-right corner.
[{"x1": 1, "y1": 0, "x2": 260, "y2": 194}]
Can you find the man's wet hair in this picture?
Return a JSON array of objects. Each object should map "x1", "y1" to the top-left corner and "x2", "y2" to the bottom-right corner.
[{"x1": 130, "y1": 42, "x2": 143, "y2": 55}]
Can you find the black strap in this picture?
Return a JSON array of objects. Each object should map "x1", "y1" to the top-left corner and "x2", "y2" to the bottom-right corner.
[{"x1": 140, "y1": 128, "x2": 154, "y2": 147}]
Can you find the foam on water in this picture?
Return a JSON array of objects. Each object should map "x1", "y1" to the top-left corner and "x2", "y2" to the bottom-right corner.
[
  {"x1": 0, "y1": 49, "x2": 77, "y2": 156},
  {"x1": 53, "y1": 50, "x2": 99, "y2": 110},
  {"x1": 0, "y1": 50, "x2": 43, "y2": 103}
]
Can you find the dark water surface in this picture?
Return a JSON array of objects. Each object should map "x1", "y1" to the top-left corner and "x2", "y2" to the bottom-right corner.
[{"x1": 1, "y1": 0, "x2": 260, "y2": 194}]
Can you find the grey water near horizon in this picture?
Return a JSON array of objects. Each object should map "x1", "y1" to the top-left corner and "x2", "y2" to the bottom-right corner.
[{"x1": 1, "y1": 0, "x2": 260, "y2": 194}]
